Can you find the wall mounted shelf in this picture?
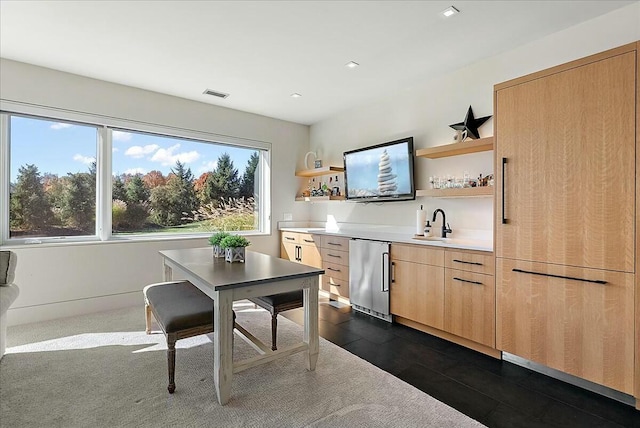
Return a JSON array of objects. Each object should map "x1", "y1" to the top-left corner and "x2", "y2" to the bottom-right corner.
[
  {"x1": 416, "y1": 187, "x2": 494, "y2": 198},
  {"x1": 295, "y1": 195, "x2": 346, "y2": 202},
  {"x1": 295, "y1": 166, "x2": 344, "y2": 177},
  {"x1": 416, "y1": 136, "x2": 494, "y2": 159}
]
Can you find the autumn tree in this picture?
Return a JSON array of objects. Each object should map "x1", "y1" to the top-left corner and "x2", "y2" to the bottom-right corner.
[
  {"x1": 143, "y1": 170, "x2": 166, "y2": 189},
  {"x1": 150, "y1": 161, "x2": 197, "y2": 226}
]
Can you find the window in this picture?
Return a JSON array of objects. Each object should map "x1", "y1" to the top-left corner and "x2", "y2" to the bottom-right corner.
[{"x1": 0, "y1": 109, "x2": 270, "y2": 244}]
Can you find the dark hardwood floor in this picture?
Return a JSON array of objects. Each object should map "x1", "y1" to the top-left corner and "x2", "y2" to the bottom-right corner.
[{"x1": 281, "y1": 300, "x2": 640, "y2": 428}]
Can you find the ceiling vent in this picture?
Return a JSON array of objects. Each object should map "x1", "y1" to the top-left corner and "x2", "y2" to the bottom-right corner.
[{"x1": 202, "y1": 89, "x2": 229, "y2": 99}]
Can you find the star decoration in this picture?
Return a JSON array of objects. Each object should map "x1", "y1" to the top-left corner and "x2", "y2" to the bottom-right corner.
[{"x1": 449, "y1": 106, "x2": 492, "y2": 140}]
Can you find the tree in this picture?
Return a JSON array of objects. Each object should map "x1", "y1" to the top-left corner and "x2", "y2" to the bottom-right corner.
[
  {"x1": 205, "y1": 153, "x2": 240, "y2": 204},
  {"x1": 239, "y1": 152, "x2": 259, "y2": 199},
  {"x1": 194, "y1": 172, "x2": 212, "y2": 205},
  {"x1": 143, "y1": 170, "x2": 166, "y2": 189},
  {"x1": 10, "y1": 164, "x2": 52, "y2": 230},
  {"x1": 126, "y1": 175, "x2": 149, "y2": 203},
  {"x1": 149, "y1": 161, "x2": 197, "y2": 226},
  {"x1": 59, "y1": 164, "x2": 96, "y2": 233},
  {"x1": 112, "y1": 175, "x2": 127, "y2": 201}
]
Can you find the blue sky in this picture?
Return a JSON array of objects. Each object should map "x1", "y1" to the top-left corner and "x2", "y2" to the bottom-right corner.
[{"x1": 10, "y1": 115, "x2": 256, "y2": 182}]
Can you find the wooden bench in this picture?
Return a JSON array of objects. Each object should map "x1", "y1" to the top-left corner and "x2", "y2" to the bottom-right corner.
[
  {"x1": 248, "y1": 290, "x2": 304, "y2": 351},
  {"x1": 143, "y1": 280, "x2": 234, "y2": 394}
]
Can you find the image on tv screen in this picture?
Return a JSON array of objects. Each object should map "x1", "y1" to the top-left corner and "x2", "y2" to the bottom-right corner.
[{"x1": 345, "y1": 142, "x2": 412, "y2": 199}]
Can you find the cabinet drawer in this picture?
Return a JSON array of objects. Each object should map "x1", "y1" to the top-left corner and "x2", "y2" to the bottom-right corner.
[
  {"x1": 322, "y1": 277, "x2": 349, "y2": 298},
  {"x1": 497, "y1": 258, "x2": 634, "y2": 394},
  {"x1": 391, "y1": 243, "x2": 444, "y2": 266},
  {"x1": 281, "y1": 231, "x2": 299, "y2": 244},
  {"x1": 444, "y1": 268, "x2": 495, "y2": 347},
  {"x1": 445, "y1": 250, "x2": 494, "y2": 275},
  {"x1": 320, "y1": 235, "x2": 350, "y2": 250},
  {"x1": 323, "y1": 261, "x2": 349, "y2": 282},
  {"x1": 299, "y1": 233, "x2": 319, "y2": 246},
  {"x1": 321, "y1": 247, "x2": 349, "y2": 265}
]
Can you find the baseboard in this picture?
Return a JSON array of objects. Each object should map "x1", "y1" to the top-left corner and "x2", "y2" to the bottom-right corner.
[{"x1": 6, "y1": 292, "x2": 141, "y2": 326}]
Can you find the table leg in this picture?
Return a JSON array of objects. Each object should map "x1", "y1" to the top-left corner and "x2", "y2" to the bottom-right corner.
[
  {"x1": 213, "y1": 290, "x2": 233, "y2": 405},
  {"x1": 163, "y1": 261, "x2": 172, "y2": 281},
  {"x1": 303, "y1": 278, "x2": 319, "y2": 370}
]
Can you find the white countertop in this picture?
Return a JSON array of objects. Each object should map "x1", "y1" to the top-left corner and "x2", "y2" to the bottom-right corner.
[{"x1": 278, "y1": 223, "x2": 493, "y2": 252}]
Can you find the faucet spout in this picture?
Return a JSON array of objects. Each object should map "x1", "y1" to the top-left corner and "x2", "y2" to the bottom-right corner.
[{"x1": 432, "y1": 209, "x2": 452, "y2": 238}]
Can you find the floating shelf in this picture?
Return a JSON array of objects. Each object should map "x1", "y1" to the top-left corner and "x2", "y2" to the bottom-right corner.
[
  {"x1": 416, "y1": 136, "x2": 494, "y2": 159},
  {"x1": 416, "y1": 187, "x2": 494, "y2": 198},
  {"x1": 295, "y1": 166, "x2": 344, "y2": 177},
  {"x1": 295, "y1": 195, "x2": 346, "y2": 202}
]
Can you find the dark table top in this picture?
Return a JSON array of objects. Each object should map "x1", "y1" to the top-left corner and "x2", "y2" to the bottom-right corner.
[{"x1": 159, "y1": 247, "x2": 324, "y2": 291}]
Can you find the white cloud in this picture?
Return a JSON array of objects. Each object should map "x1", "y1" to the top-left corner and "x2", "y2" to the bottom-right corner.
[
  {"x1": 124, "y1": 168, "x2": 146, "y2": 175},
  {"x1": 198, "y1": 160, "x2": 218, "y2": 173},
  {"x1": 113, "y1": 131, "x2": 132, "y2": 142},
  {"x1": 124, "y1": 144, "x2": 159, "y2": 158},
  {"x1": 73, "y1": 154, "x2": 95, "y2": 165},
  {"x1": 112, "y1": 147, "x2": 119, "y2": 152},
  {"x1": 150, "y1": 144, "x2": 200, "y2": 166},
  {"x1": 51, "y1": 123, "x2": 73, "y2": 130}
]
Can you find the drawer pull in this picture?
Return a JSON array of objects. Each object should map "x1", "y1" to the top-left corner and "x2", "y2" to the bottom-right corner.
[
  {"x1": 327, "y1": 267, "x2": 341, "y2": 272},
  {"x1": 512, "y1": 268, "x2": 607, "y2": 284},
  {"x1": 285, "y1": 237, "x2": 295, "y2": 241},
  {"x1": 327, "y1": 253, "x2": 341, "y2": 258},
  {"x1": 453, "y1": 259, "x2": 483, "y2": 266},
  {"x1": 327, "y1": 242, "x2": 342, "y2": 246},
  {"x1": 329, "y1": 283, "x2": 341, "y2": 287},
  {"x1": 453, "y1": 277, "x2": 483, "y2": 285},
  {"x1": 303, "y1": 239, "x2": 315, "y2": 243}
]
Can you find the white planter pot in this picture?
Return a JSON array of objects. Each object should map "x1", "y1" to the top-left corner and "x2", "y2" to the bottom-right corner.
[
  {"x1": 225, "y1": 247, "x2": 245, "y2": 263},
  {"x1": 212, "y1": 245, "x2": 225, "y2": 258}
]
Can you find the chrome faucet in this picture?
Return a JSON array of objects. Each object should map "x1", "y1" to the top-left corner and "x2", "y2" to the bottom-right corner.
[{"x1": 432, "y1": 209, "x2": 452, "y2": 238}]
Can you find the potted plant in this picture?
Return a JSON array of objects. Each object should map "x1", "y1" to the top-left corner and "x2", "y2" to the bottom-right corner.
[
  {"x1": 219, "y1": 235, "x2": 251, "y2": 263},
  {"x1": 208, "y1": 232, "x2": 230, "y2": 258}
]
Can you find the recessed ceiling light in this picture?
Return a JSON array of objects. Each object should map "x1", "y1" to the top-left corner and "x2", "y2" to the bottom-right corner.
[
  {"x1": 345, "y1": 61, "x2": 360, "y2": 68},
  {"x1": 291, "y1": 93, "x2": 302, "y2": 98},
  {"x1": 202, "y1": 89, "x2": 229, "y2": 99},
  {"x1": 441, "y1": 6, "x2": 459, "y2": 17}
]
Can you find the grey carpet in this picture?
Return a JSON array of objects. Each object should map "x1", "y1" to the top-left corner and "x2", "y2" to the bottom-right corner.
[{"x1": 0, "y1": 301, "x2": 485, "y2": 428}]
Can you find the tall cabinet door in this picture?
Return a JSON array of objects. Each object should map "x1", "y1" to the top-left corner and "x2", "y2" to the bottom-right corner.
[{"x1": 495, "y1": 51, "x2": 635, "y2": 272}]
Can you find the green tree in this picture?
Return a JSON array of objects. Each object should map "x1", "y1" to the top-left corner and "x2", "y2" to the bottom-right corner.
[
  {"x1": 60, "y1": 164, "x2": 96, "y2": 233},
  {"x1": 126, "y1": 175, "x2": 149, "y2": 203},
  {"x1": 112, "y1": 175, "x2": 127, "y2": 201},
  {"x1": 150, "y1": 161, "x2": 197, "y2": 226},
  {"x1": 10, "y1": 164, "x2": 52, "y2": 230},
  {"x1": 205, "y1": 153, "x2": 240, "y2": 204},
  {"x1": 239, "y1": 152, "x2": 259, "y2": 199}
]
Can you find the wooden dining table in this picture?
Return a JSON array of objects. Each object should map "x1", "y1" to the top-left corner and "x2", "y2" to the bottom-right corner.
[{"x1": 159, "y1": 247, "x2": 323, "y2": 405}]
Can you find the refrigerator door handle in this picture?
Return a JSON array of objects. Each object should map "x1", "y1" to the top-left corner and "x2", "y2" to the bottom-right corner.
[{"x1": 381, "y1": 252, "x2": 390, "y2": 292}]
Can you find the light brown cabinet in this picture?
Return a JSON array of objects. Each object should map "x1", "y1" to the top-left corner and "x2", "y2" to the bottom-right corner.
[
  {"x1": 279, "y1": 231, "x2": 321, "y2": 269},
  {"x1": 494, "y1": 43, "x2": 638, "y2": 398},
  {"x1": 320, "y1": 236, "x2": 350, "y2": 301}
]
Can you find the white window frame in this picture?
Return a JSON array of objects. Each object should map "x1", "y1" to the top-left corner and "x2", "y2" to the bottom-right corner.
[{"x1": 0, "y1": 101, "x2": 272, "y2": 246}]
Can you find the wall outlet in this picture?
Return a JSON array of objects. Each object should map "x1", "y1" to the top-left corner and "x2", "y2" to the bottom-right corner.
[{"x1": 283, "y1": 213, "x2": 293, "y2": 221}]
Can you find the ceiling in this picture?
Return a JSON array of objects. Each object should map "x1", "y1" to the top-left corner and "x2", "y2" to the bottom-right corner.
[{"x1": 0, "y1": 1, "x2": 634, "y2": 125}]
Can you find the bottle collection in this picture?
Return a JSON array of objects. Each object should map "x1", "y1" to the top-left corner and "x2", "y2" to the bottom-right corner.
[
  {"x1": 428, "y1": 172, "x2": 494, "y2": 189},
  {"x1": 303, "y1": 175, "x2": 342, "y2": 197}
]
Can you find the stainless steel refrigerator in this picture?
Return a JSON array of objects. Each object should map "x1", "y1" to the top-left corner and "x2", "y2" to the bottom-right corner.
[{"x1": 349, "y1": 239, "x2": 392, "y2": 322}]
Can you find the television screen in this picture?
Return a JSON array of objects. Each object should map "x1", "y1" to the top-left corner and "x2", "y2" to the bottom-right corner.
[{"x1": 343, "y1": 137, "x2": 415, "y2": 202}]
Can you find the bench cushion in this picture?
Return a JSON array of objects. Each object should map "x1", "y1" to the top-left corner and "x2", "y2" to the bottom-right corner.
[
  {"x1": 250, "y1": 290, "x2": 303, "y2": 309},
  {"x1": 145, "y1": 281, "x2": 214, "y2": 334}
]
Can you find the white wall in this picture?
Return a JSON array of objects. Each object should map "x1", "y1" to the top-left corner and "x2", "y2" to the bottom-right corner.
[
  {"x1": 308, "y1": 3, "x2": 640, "y2": 231},
  {"x1": 0, "y1": 59, "x2": 310, "y2": 325}
]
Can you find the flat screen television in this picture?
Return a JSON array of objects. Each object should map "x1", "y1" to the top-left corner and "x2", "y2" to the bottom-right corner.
[{"x1": 343, "y1": 137, "x2": 415, "y2": 202}]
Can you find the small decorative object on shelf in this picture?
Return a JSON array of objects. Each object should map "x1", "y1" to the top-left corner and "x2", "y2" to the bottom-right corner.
[
  {"x1": 208, "y1": 231, "x2": 231, "y2": 258},
  {"x1": 219, "y1": 234, "x2": 251, "y2": 263},
  {"x1": 449, "y1": 105, "x2": 492, "y2": 140}
]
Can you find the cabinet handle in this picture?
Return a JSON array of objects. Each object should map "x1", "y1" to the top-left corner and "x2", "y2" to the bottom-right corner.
[
  {"x1": 501, "y1": 157, "x2": 508, "y2": 224},
  {"x1": 329, "y1": 282, "x2": 341, "y2": 287},
  {"x1": 382, "y1": 252, "x2": 390, "y2": 292},
  {"x1": 327, "y1": 253, "x2": 341, "y2": 258},
  {"x1": 327, "y1": 242, "x2": 342, "y2": 246},
  {"x1": 327, "y1": 267, "x2": 341, "y2": 272},
  {"x1": 453, "y1": 277, "x2": 483, "y2": 285},
  {"x1": 391, "y1": 261, "x2": 395, "y2": 283},
  {"x1": 285, "y1": 237, "x2": 295, "y2": 241},
  {"x1": 453, "y1": 259, "x2": 483, "y2": 266},
  {"x1": 512, "y1": 268, "x2": 607, "y2": 285},
  {"x1": 296, "y1": 245, "x2": 302, "y2": 262},
  {"x1": 303, "y1": 239, "x2": 314, "y2": 243}
]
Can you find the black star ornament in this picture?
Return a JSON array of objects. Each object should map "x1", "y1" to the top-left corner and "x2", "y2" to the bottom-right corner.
[{"x1": 449, "y1": 106, "x2": 492, "y2": 140}]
